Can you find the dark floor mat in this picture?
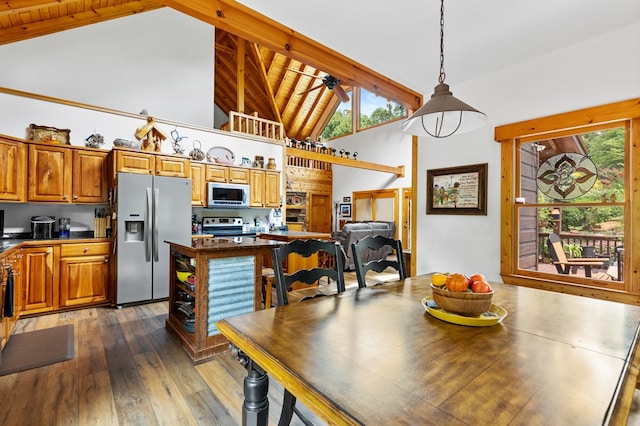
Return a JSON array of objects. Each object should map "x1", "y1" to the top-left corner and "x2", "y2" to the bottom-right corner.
[{"x1": 0, "y1": 324, "x2": 74, "y2": 376}]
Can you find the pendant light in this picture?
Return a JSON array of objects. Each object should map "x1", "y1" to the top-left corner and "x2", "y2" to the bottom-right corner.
[{"x1": 401, "y1": 0, "x2": 486, "y2": 138}]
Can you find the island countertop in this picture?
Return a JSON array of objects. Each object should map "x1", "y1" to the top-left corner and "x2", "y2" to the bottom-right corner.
[
  {"x1": 256, "y1": 230, "x2": 332, "y2": 242},
  {"x1": 167, "y1": 236, "x2": 281, "y2": 252}
]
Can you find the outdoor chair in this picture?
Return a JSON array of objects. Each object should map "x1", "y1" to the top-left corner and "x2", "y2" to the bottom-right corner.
[
  {"x1": 271, "y1": 239, "x2": 346, "y2": 425},
  {"x1": 351, "y1": 235, "x2": 406, "y2": 288},
  {"x1": 547, "y1": 233, "x2": 606, "y2": 278}
]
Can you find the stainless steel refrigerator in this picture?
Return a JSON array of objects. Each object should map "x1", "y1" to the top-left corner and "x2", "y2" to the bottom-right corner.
[{"x1": 116, "y1": 172, "x2": 191, "y2": 305}]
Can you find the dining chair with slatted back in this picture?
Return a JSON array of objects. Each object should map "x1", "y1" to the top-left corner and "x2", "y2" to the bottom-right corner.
[
  {"x1": 272, "y1": 238, "x2": 346, "y2": 307},
  {"x1": 271, "y1": 238, "x2": 346, "y2": 425},
  {"x1": 352, "y1": 234, "x2": 406, "y2": 288}
]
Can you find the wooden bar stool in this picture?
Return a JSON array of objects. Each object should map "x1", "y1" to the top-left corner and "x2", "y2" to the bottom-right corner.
[{"x1": 261, "y1": 267, "x2": 276, "y2": 309}]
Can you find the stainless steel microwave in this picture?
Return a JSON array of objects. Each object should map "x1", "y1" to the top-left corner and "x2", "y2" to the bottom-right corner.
[{"x1": 207, "y1": 182, "x2": 250, "y2": 209}]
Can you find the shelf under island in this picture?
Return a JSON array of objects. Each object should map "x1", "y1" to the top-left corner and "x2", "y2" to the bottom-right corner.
[{"x1": 165, "y1": 237, "x2": 280, "y2": 362}]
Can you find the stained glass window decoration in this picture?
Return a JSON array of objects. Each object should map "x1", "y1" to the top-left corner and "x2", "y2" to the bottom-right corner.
[{"x1": 537, "y1": 153, "x2": 598, "y2": 200}]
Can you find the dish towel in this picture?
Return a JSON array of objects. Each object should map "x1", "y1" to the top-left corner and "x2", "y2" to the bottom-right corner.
[{"x1": 3, "y1": 268, "x2": 14, "y2": 318}]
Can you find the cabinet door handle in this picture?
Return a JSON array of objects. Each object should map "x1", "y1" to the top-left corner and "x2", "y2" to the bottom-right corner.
[
  {"x1": 83, "y1": 248, "x2": 89, "y2": 253},
  {"x1": 104, "y1": 257, "x2": 109, "y2": 263},
  {"x1": 73, "y1": 195, "x2": 78, "y2": 200}
]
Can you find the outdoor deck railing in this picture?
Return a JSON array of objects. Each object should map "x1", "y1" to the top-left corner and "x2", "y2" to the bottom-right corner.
[{"x1": 538, "y1": 232, "x2": 623, "y2": 261}]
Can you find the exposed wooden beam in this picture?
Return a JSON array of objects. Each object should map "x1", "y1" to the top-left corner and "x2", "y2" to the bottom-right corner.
[
  {"x1": 236, "y1": 37, "x2": 245, "y2": 113},
  {"x1": 156, "y1": 0, "x2": 422, "y2": 111},
  {"x1": 0, "y1": 0, "x2": 164, "y2": 45},
  {"x1": 286, "y1": 147, "x2": 404, "y2": 178},
  {"x1": 250, "y1": 42, "x2": 283, "y2": 126}
]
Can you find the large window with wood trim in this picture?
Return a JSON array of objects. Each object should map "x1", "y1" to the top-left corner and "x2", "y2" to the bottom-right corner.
[
  {"x1": 496, "y1": 99, "x2": 640, "y2": 302},
  {"x1": 321, "y1": 88, "x2": 407, "y2": 141},
  {"x1": 517, "y1": 125, "x2": 626, "y2": 287}
]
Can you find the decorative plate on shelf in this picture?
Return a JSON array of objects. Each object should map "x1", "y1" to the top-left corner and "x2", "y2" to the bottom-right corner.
[
  {"x1": 422, "y1": 296, "x2": 507, "y2": 326},
  {"x1": 206, "y1": 146, "x2": 235, "y2": 165}
]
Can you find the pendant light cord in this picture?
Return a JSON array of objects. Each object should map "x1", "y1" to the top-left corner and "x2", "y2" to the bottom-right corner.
[{"x1": 438, "y1": 0, "x2": 446, "y2": 84}]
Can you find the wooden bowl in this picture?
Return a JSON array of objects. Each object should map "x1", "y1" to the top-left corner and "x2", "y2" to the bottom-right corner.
[{"x1": 430, "y1": 284, "x2": 493, "y2": 316}]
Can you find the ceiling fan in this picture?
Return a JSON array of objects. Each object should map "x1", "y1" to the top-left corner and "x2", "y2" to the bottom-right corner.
[{"x1": 288, "y1": 68, "x2": 350, "y2": 103}]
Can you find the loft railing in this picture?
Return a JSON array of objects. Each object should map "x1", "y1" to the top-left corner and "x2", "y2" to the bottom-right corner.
[{"x1": 228, "y1": 111, "x2": 284, "y2": 142}]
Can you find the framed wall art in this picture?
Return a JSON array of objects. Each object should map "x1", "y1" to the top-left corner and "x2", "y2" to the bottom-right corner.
[
  {"x1": 426, "y1": 163, "x2": 488, "y2": 215},
  {"x1": 28, "y1": 124, "x2": 71, "y2": 145},
  {"x1": 339, "y1": 203, "x2": 352, "y2": 217}
]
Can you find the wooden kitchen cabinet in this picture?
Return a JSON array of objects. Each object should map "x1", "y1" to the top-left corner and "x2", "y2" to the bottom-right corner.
[
  {"x1": 21, "y1": 245, "x2": 57, "y2": 315},
  {"x1": 113, "y1": 149, "x2": 155, "y2": 175},
  {"x1": 190, "y1": 162, "x2": 206, "y2": 206},
  {"x1": 1, "y1": 248, "x2": 23, "y2": 350},
  {"x1": 112, "y1": 149, "x2": 189, "y2": 177},
  {"x1": 28, "y1": 143, "x2": 108, "y2": 203},
  {"x1": 206, "y1": 164, "x2": 250, "y2": 184},
  {"x1": 265, "y1": 171, "x2": 281, "y2": 207},
  {"x1": 0, "y1": 136, "x2": 27, "y2": 202},
  {"x1": 72, "y1": 149, "x2": 108, "y2": 203},
  {"x1": 59, "y1": 242, "x2": 110, "y2": 308},
  {"x1": 250, "y1": 170, "x2": 280, "y2": 207},
  {"x1": 28, "y1": 143, "x2": 73, "y2": 202},
  {"x1": 155, "y1": 155, "x2": 190, "y2": 177}
]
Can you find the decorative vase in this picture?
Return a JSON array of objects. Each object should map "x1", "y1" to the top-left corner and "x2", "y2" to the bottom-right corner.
[{"x1": 267, "y1": 158, "x2": 276, "y2": 170}]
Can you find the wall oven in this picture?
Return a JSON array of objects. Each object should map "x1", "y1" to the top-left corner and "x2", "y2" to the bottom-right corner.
[{"x1": 207, "y1": 182, "x2": 250, "y2": 209}]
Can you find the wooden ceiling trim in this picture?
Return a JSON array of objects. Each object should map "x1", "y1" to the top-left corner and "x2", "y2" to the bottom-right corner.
[
  {"x1": 156, "y1": 0, "x2": 422, "y2": 111},
  {"x1": 236, "y1": 37, "x2": 245, "y2": 113},
  {"x1": 0, "y1": 0, "x2": 164, "y2": 45},
  {"x1": 250, "y1": 42, "x2": 284, "y2": 126},
  {"x1": 311, "y1": 95, "x2": 341, "y2": 140}
]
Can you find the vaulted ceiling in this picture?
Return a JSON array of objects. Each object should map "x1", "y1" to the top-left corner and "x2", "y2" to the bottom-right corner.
[
  {"x1": 215, "y1": 29, "x2": 346, "y2": 140},
  {"x1": 0, "y1": 0, "x2": 420, "y2": 141}
]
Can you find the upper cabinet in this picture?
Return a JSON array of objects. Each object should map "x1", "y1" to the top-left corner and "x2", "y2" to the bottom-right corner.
[
  {"x1": 190, "y1": 162, "x2": 206, "y2": 207},
  {"x1": 111, "y1": 148, "x2": 190, "y2": 178},
  {"x1": 28, "y1": 143, "x2": 73, "y2": 202},
  {"x1": 0, "y1": 136, "x2": 27, "y2": 202},
  {"x1": 72, "y1": 149, "x2": 108, "y2": 203},
  {"x1": 250, "y1": 170, "x2": 280, "y2": 208},
  {"x1": 206, "y1": 164, "x2": 249, "y2": 184},
  {"x1": 28, "y1": 143, "x2": 108, "y2": 203}
]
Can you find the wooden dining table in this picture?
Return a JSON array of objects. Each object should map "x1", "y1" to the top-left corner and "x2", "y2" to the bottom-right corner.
[{"x1": 216, "y1": 274, "x2": 640, "y2": 425}]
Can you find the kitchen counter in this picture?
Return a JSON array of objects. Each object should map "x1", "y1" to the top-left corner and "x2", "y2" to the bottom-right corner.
[
  {"x1": 165, "y1": 237, "x2": 282, "y2": 362},
  {"x1": 256, "y1": 230, "x2": 332, "y2": 242},
  {"x1": 0, "y1": 235, "x2": 113, "y2": 255}
]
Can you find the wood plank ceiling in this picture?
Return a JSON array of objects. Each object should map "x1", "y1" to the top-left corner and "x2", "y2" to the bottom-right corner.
[
  {"x1": 0, "y1": 0, "x2": 421, "y2": 141},
  {"x1": 215, "y1": 29, "x2": 345, "y2": 140}
]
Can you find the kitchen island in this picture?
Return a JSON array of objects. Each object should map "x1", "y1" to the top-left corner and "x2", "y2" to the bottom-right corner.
[{"x1": 165, "y1": 237, "x2": 280, "y2": 362}]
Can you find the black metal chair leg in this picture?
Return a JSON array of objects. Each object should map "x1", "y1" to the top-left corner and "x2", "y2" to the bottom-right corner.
[{"x1": 278, "y1": 390, "x2": 296, "y2": 426}]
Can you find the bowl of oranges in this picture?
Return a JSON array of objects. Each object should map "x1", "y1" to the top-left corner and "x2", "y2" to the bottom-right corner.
[{"x1": 430, "y1": 272, "x2": 493, "y2": 316}]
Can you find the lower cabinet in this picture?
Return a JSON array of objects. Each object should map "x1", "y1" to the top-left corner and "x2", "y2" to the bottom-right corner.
[
  {"x1": 1, "y1": 248, "x2": 23, "y2": 350},
  {"x1": 21, "y1": 245, "x2": 57, "y2": 315},
  {"x1": 59, "y1": 242, "x2": 110, "y2": 307},
  {"x1": 19, "y1": 241, "x2": 111, "y2": 315}
]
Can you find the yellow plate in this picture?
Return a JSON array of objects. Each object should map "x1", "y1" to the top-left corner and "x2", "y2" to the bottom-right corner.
[{"x1": 422, "y1": 296, "x2": 507, "y2": 326}]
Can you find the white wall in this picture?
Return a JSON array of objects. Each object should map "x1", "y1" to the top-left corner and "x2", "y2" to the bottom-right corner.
[{"x1": 0, "y1": 9, "x2": 215, "y2": 127}]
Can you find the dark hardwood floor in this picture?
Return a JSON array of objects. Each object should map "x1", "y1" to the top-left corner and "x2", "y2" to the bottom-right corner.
[{"x1": 0, "y1": 302, "x2": 322, "y2": 425}]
